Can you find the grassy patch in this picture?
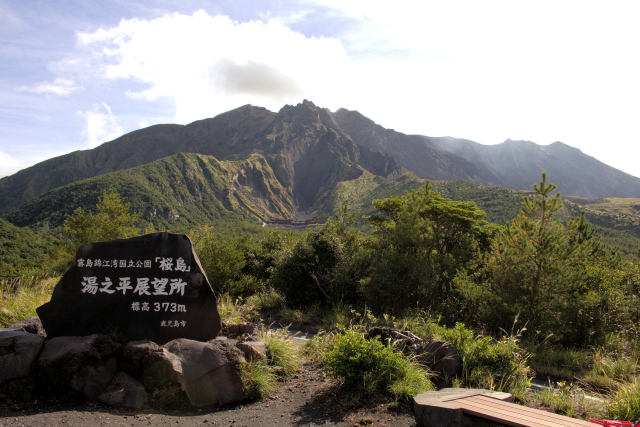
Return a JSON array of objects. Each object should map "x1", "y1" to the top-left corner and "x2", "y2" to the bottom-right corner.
[
  {"x1": 527, "y1": 383, "x2": 602, "y2": 419},
  {"x1": 0, "y1": 276, "x2": 57, "y2": 326},
  {"x1": 605, "y1": 378, "x2": 640, "y2": 421},
  {"x1": 258, "y1": 328, "x2": 300, "y2": 377},
  {"x1": 239, "y1": 360, "x2": 278, "y2": 400},
  {"x1": 397, "y1": 315, "x2": 531, "y2": 400},
  {"x1": 217, "y1": 293, "x2": 259, "y2": 324}
]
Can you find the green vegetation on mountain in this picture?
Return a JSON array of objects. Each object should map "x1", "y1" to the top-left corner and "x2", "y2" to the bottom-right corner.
[
  {"x1": 0, "y1": 218, "x2": 58, "y2": 275},
  {"x1": 4, "y1": 152, "x2": 297, "y2": 230}
]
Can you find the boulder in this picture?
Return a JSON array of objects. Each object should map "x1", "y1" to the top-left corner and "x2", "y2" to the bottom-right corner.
[
  {"x1": 0, "y1": 329, "x2": 44, "y2": 383},
  {"x1": 120, "y1": 340, "x2": 162, "y2": 378},
  {"x1": 9, "y1": 317, "x2": 46, "y2": 338},
  {"x1": 98, "y1": 371, "x2": 149, "y2": 409},
  {"x1": 414, "y1": 340, "x2": 461, "y2": 379},
  {"x1": 37, "y1": 232, "x2": 222, "y2": 344},
  {"x1": 142, "y1": 337, "x2": 246, "y2": 408},
  {"x1": 366, "y1": 327, "x2": 461, "y2": 378},
  {"x1": 222, "y1": 322, "x2": 257, "y2": 338},
  {"x1": 37, "y1": 334, "x2": 121, "y2": 399},
  {"x1": 141, "y1": 345, "x2": 189, "y2": 408},
  {"x1": 236, "y1": 341, "x2": 268, "y2": 361}
]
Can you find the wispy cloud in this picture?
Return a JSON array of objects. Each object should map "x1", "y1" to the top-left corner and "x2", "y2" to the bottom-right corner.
[
  {"x1": 78, "y1": 103, "x2": 123, "y2": 148},
  {"x1": 17, "y1": 78, "x2": 79, "y2": 96}
]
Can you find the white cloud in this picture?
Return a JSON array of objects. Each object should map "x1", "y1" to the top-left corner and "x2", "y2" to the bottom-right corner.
[
  {"x1": 78, "y1": 103, "x2": 124, "y2": 148},
  {"x1": 59, "y1": 3, "x2": 640, "y2": 177},
  {"x1": 75, "y1": 10, "x2": 352, "y2": 123},
  {"x1": 0, "y1": 151, "x2": 29, "y2": 178},
  {"x1": 17, "y1": 78, "x2": 79, "y2": 96}
]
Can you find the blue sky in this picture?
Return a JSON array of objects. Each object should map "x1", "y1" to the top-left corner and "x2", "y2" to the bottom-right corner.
[{"x1": 2, "y1": 0, "x2": 640, "y2": 180}]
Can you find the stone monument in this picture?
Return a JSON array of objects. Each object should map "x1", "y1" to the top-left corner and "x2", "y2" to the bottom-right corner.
[{"x1": 37, "y1": 232, "x2": 221, "y2": 344}]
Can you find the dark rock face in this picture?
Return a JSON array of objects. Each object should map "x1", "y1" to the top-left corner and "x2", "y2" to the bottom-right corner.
[
  {"x1": 0, "y1": 329, "x2": 44, "y2": 383},
  {"x1": 366, "y1": 327, "x2": 461, "y2": 379},
  {"x1": 98, "y1": 371, "x2": 149, "y2": 409},
  {"x1": 142, "y1": 337, "x2": 246, "y2": 408},
  {"x1": 9, "y1": 317, "x2": 46, "y2": 338},
  {"x1": 37, "y1": 232, "x2": 221, "y2": 344},
  {"x1": 37, "y1": 334, "x2": 121, "y2": 398}
]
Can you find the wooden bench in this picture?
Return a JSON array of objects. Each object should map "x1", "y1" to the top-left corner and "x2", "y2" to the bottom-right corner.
[{"x1": 414, "y1": 388, "x2": 595, "y2": 426}]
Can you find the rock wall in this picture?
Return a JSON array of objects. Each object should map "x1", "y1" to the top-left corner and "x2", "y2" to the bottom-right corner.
[{"x1": 0, "y1": 318, "x2": 267, "y2": 409}]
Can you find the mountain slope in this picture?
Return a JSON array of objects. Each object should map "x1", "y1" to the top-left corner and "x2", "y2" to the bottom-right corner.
[
  {"x1": 0, "y1": 105, "x2": 276, "y2": 214},
  {"x1": 5, "y1": 152, "x2": 295, "y2": 229},
  {"x1": 428, "y1": 137, "x2": 640, "y2": 198},
  {"x1": 2, "y1": 100, "x2": 640, "y2": 218},
  {"x1": 0, "y1": 218, "x2": 58, "y2": 274},
  {"x1": 332, "y1": 108, "x2": 498, "y2": 184}
]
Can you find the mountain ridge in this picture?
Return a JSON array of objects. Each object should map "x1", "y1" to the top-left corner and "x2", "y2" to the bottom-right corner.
[{"x1": 2, "y1": 100, "x2": 640, "y2": 218}]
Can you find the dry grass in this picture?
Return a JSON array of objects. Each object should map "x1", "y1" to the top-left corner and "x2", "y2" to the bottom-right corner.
[{"x1": 0, "y1": 276, "x2": 57, "y2": 326}]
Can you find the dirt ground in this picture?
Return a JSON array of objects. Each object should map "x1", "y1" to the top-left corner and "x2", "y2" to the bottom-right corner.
[{"x1": 0, "y1": 362, "x2": 416, "y2": 427}]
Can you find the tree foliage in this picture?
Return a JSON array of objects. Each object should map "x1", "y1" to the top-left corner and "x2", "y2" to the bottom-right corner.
[
  {"x1": 271, "y1": 207, "x2": 367, "y2": 308},
  {"x1": 465, "y1": 173, "x2": 638, "y2": 346},
  {"x1": 360, "y1": 183, "x2": 491, "y2": 315},
  {"x1": 63, "y1": 188, "x2": 141, "y2": 246}
]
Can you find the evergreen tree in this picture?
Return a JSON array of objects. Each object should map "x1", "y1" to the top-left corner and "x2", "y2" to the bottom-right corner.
[
  {"x1": 63, "y1": 188, "x2": 140, "y2": 246},
  {"x1": 361, "y1": 183, "x2": 490, "y2": 316}
]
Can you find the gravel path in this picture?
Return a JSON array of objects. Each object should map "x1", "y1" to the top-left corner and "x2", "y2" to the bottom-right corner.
[{"x1": 0, "y1": 362, "x2": 416, "y2": 427}]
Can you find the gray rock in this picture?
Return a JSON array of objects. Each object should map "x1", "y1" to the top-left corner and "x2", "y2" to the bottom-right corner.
[
  {"x1": 120, "y1": 340, "x2": 162, "y2": 378},
  {"x1": 236, "y1": 341, "x2": 268, "y2": 361},
  {"x1": 142, "y1": 346, "x2": 191, "y2": 408},
  {"x1": 143, "y1": 337, "x2": 245, "y2": 408},
  {"x1": 9, "y1": 317, "x2": 46, "y2": 338},
  {"x1": 414, "y1": 340, "x2": 461, "y2": 379},
  {"x1": 98, "y1": 371, "x2": 149, "y2": 409},
  {"x1": 0, "y1": 329, "x2": 44, "y2": 384},
  {"x1": 37, "y1": 334, "x2": 121, "y2": 398},
  {"x1": 222, "y1": 322, "x2": 257, "y2": 338},
  {"x1": 366, "y1": 327, "x2": 461, "y2": 379},
  {"x1": 69, "y1": 357, "x2": 118, "y2": 399}
]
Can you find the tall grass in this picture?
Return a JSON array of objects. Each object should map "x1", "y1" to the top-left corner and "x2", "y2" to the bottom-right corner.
[
  {"x1": 0, "y1": 276, "x2": 57, "y2": 326},
  {"x1": 605, "y1": 377, "x2": 640, "y2": 422},
  {"x1": 239, "y1": 360, "x2": 278, "y2": 400},
  {"x1": 257, "y1": 328, "x2": 299, "y2": 377}
]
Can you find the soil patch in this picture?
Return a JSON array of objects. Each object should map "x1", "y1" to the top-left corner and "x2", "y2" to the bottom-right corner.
[{"x1": 0, "y1": 362, "x2": 416, "y2": 426}]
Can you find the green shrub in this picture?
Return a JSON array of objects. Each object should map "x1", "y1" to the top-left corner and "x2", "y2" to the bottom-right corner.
[
  {"x1": 397, "y1": 316, "x2": 531, "y2": 399},
  {"x1": 239, "y1": 361, "x2": 277, "y2": 400},
  {"x1": 323, "y1": 329, "x2": 433, "y2": 400},
  {"x1": 605, "y1": 377, "x2": 640, "y2": 421},
  {"x1": 245, "y1": 288, "x2": 285, "y2": 311}
]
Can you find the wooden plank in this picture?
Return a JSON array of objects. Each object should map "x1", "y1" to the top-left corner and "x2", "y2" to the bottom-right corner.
[
  {"x1": 466, "y1": 396, "x2": 594, "y2": 425},
  {"x1": 447, "y1": 395, "x2": 594, "y2": 427},
  {"x1": 458, "y1": 400, "x2": 566, "y2": 426}
]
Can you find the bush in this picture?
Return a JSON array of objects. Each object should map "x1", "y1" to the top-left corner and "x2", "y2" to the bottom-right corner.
[
  {"x1": 605, "y1": 378, "x2": 640, "y2": 421},
  {"x1": 398, "y1": 316, "x2": 531, "y2": 399},
  {"x1": 323, "y1": 329, "x2": 433, "y2": 400},
  {"x1": 191, "y1": 226, "x2": 246, "y2": 296},
  {"x1": 270, "y1": 210, "x2": 366, "y2": 308}
]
